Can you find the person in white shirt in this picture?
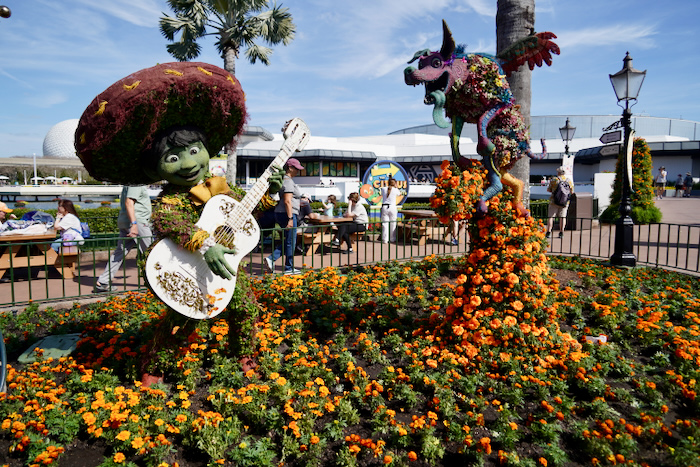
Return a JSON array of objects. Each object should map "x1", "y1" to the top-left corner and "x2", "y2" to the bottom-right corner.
[
  {"x1": 380, "y1": 178, "x2": 398, "y2": 243},
  {"x1": 655, "y1": 166, "x2": 667, "y2": 200},
  {"x1": 51, "y1": 199, "x2": 83, "y2": 252},
  {"x1": 331, "y1": 192, "x2": 368, "y2": 253}
]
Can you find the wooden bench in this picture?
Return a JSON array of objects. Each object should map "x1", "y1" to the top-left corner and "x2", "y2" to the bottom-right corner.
[
  {"x1": 54, "y1": 245, "x2": 80, "y2": 279},
  {"x1": 296, "y1": 226, "x2": 333, "y2": 256},
  {"x1": 397, "y1": 221, "x2": 429, "y2": 245},
  {"x1": 329, "y1": 227, "x2": 366, "y2": 249}
]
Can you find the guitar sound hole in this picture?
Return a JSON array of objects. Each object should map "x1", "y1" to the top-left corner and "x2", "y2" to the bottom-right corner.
[{"x1": 214, "y1": 225, "x2": 236, "y2": 249}]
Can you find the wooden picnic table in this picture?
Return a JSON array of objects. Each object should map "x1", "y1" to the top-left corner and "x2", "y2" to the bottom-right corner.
[
  {"x1": 398, "y1": 209, "x2": 439, "y2": 245},
  {"x1": 0, "y1": 229, "x2": 79, "y2": 279},
  {"x1": 297, "y1": 216, "x2": 355, "y2": 256}
]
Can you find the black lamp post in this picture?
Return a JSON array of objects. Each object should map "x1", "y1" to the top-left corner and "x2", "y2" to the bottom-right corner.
[
  {"x1": 609, "y1": 52, "x2": 646, "y2": 267},
  {"x1": 559, "y1": 118, "x2": 576, "y2": 157}
]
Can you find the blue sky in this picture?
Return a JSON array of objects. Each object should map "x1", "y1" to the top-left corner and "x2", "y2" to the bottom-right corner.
[{"x1": 0, "y1": 0, "x2": 698, "y2": 157}]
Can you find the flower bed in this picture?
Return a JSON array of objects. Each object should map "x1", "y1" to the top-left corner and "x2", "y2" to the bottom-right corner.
[{"x1": 0, "y1": 256, "x2": 699, "y2": 466}]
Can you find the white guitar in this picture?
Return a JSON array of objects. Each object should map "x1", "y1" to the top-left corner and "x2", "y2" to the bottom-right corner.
[{"x1": 145, "y1": 118, "x2": 310, "y2": 319}]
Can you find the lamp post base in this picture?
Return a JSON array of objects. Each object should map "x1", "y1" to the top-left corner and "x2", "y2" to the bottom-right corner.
[
  {"x1": 610, "y1": 252, "x2": 636, "y2": 267},
  {"x1": 610, "y1": 215, "x2": 636, "y2": 267}
]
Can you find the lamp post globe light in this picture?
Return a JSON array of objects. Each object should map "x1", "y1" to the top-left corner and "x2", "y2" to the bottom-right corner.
[
  {"x1": 559, "y1": 118, "x2": 576, "y2": 155},
  {"x1": 609, "y1": 52, "x2": 646, "y2": 267},
  {"x1": 559, "y1": 117, "x2": 576, "y2": 181},
  {"x1": 0, "y1": 5, "x2": 10, "y2": 19}
]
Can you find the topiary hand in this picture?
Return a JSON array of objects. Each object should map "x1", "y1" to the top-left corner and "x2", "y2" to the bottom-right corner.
[
  {"x1": 268, "y1": 165, "x2": 285, "y2": 194},
  {"x1": 204, "y1": 243, "x2": 236, "y2": 279}
]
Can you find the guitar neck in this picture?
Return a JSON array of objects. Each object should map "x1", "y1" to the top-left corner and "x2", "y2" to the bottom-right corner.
[{"x1": 230, "y1": 138, "x2": 298, "y2": 229}]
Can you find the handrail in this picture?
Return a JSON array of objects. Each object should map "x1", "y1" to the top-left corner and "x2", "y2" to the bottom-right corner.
[{"x1": 2, "y1": 218, "x2": 700, "y2": 308}]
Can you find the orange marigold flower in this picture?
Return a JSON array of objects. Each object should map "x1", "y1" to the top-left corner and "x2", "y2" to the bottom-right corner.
[
  {"x1": 131, "y1": 437, "x2": 145, "y2": 449},
  {"x1": 116, "y1": 430, "x2": 130, "y2": 441},
  {"x1": 503, "y1": 316, "x2": 517, "y2": 327},
  {"x1": 113, "y1": 452, "x2": 126, "y2": 463},
  {"x1": 407, "y1": 451, "x2": 418, "y2": 461},
  {"x1": 383, "y1": 455, "x2": 393, "y2": 464}
]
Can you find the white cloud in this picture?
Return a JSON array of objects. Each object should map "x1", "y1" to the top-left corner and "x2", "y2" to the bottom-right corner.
[
  {"x1": 25, "y1": 91, "x2": 69, "y2": 109},
  {"x1": 454, "y1": 0, "x2": 496, "y2": 17},
  {"x1": 556, "y1": 24, "x2": 658, "y2": 50},
  {"x1": 74, "y1": 0, "x2": 163, "y2": 27}
]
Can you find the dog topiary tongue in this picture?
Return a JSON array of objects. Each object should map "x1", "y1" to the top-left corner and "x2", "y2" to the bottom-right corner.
[{"x1": 429, "y1": 90, "x2": 450, "y2": 129}]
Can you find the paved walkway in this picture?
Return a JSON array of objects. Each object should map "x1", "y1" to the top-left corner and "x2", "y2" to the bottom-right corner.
[{"x1": 2, "y1": 196, "x2": 698, "y2": 312}]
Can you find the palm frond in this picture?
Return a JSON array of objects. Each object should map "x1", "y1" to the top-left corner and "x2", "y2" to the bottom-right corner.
[
  {"x1": 244, "y1": 43, "x2": 273, "y2": 65},
  {"x1": 161, "y1": 0, "x2": 293, "y2": 66},
  {"x1": 160, "y1": 15, "x2": 206, "y2": 41},
  {"x1": 166, "y1": 40, "x2": 203, "y2": 62},
  {"x1": 251, "y1": 4, "x2": 295, "y2": 45}
]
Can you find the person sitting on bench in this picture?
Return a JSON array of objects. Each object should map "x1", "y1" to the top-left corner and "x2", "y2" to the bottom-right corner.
[{"x1": 330, "y1": 192, "x2": 367, "y2": 253}]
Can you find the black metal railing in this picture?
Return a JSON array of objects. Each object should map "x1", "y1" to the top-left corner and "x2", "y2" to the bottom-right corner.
[{"x1": 2, "y1": 217, "x2": 699, "y2": 308}]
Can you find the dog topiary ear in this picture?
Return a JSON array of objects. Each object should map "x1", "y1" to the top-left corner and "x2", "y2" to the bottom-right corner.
[
  {"x1": 407, "y1": 49, "x2": 431, "y2": 64},
  {"x1": 440, "y1": 19, "x2": 456, "y2": 59}
]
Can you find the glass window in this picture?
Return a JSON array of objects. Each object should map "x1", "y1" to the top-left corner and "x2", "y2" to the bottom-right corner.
[{"x1": 323, "y1": 161, "x2": 357, "y2": 178}]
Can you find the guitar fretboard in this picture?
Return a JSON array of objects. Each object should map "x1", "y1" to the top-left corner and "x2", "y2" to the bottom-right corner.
[{"x1": 222, "y1": 120, "x2": 309, "y2": 233}]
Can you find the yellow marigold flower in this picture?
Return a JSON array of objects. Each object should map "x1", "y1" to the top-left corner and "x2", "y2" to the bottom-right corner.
[
  {"x1": 113, "y1": 452, "x2": 126, "y2": 463},
  {"x1": 116, "y1": 430, "x2": 131, "y2": 441}
]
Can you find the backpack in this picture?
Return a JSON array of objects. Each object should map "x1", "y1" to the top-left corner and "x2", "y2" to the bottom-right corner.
[
  {"x1": 553, "y1": 178, "x2": 572, "y2": 207},
  {"x1": 80, "y1": 222, "x2": 91, "y2": 239}
]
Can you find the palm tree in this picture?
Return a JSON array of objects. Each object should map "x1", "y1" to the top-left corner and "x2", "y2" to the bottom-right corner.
[
  {"x1": 496, "y1": 0, "x2": 535, "y2": 207},
  {"x1": 160, "y1": 0, "x2": 296, "y2": 184}
]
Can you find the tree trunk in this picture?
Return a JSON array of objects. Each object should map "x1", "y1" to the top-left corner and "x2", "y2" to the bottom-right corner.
[
  {"x1": 497, "y1": 0, "x2": 535, "y2": 207},
  {"x1": 222, "y1": 47, "x2": 238, "y2": 186}
]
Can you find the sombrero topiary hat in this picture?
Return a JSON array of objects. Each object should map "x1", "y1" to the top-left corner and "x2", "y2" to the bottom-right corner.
[{"x1": 75, "y1": 61, "x2": 247, "y2": 185}]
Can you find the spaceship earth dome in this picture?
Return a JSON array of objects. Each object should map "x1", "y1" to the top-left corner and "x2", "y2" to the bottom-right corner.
[{"x1": 42, "y1": 119, "x2": 80, "y2": 158}]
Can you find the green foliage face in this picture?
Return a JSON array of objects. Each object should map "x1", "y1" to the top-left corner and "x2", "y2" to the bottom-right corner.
[{"x1": 154, "y1": 141, "x2": 210, "y2": 186}]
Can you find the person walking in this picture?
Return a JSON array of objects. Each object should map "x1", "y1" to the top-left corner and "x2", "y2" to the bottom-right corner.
[
  {"x1": 674, "y1": 174, "x2": 684, "y2": 198},
  {"x1": 380, "y1": 178, "x2": 398, "y2": 243},
  {"x1": 655, "y1": 166, "x2": 667, "y2": 200},
  {"x1": 546, "y1": 167, "x2": 574, "y2": 239},
  {"x1": 265, "y1": 158, "x2": 304, "y2": 275},
  {"x1": 684, "y1": 172, "x2": 694, "y2": 197},
  {"x1": 93, "y1": 186, "x2": 153, "y2": 293},
  {"x1": 443, "y1": 219, "x2": 465, "y2": 246}
]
